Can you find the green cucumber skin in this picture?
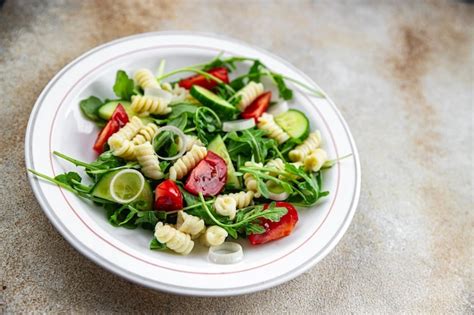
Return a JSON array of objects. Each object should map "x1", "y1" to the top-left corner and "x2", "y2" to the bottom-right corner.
[
  {"x1": 207, "y1": 135, "x2": 241, "y2": 189},
  {"x1": 190, "y1": 86, "x2": 236, "y2": 119},
  {"x1": 275, "y1": 109, "x2": 310, "y2": 140},
  {"x1": 98, "y1": 101, "x2": 132, "y2": 120},
  {"x1": 91, "y1": 170, "x2": 153, "y2": 210}
]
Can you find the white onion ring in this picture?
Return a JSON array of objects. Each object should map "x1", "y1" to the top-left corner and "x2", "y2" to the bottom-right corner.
[
  {"x1": 267, "y1": 101, "x2": 289, "y2": 116},
  {"x1": 152, "y1": 125, "x2": 187, "y2": 161},
  {"x1": 208, "y1": 242, "x2": 244, "y2": 264},
  {"x1": 267, "y1": 191, "x2": 290, "y2": 201},
  {"x1": 222, "y1": 119, "x2": 255, "y2": 132},
  {"x1": 266, "y1": 180, "x2": 289, "y2": 201}
]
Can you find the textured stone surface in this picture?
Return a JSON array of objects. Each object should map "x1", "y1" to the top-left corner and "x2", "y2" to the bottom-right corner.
[{"x1": 0, "y1": 0, "x2": 472, "y2": 313}]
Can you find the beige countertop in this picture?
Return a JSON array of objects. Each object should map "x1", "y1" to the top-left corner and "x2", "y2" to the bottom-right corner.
[{"x1": 1, "y1": 0, "x2": 472, "y2": 313}]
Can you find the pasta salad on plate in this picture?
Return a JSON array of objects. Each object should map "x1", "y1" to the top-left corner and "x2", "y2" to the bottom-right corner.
[{"x1": 29, "y1": 53, "x2": 347, "y2": 264}]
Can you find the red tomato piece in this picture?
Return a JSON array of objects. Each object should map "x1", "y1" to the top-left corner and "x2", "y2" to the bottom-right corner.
[
  {"x1": 93, "y1": 120, "x2": 119, "y2": 154},
  {"x1": 248, "y1": 202, "x2": 299, "y2": 245},
  {"x1": 178, "y1": 67, "x2": 229, "y2": 90},
  {"x1": 111, "y1": 103, "x2": 129, "y2": 127},
  {"x1": 241, "y1": 91, "x2": 272, "y2": 121},
  {"x1": 184, "y1": 151, "x2": 227, "y2": 196},
  {"x1": 93, "y1": 104, "x2": 129, "y2": 154},
  {"x1": 154, "y1": 179, "x2": 183, "y2": 211}
]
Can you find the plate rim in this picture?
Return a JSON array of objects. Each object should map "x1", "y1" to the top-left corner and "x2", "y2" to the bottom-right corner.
[{"x1": 25, "y1": 31, "x2": 361, "y2": 296}]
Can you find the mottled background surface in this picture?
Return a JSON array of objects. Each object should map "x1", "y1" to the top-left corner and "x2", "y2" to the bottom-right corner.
[{"x1": 0, "y1": 0, "x2": 472, "y2": 313}]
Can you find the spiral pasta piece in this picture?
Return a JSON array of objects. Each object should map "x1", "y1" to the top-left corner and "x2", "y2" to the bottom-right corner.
[
  {"x1": 214, "y1": 196, "x2": 237, "y2": 220},
  {"x1": 134, "y1": 69, "x2": 159, "y2": 89},
  {"x1": 265, "y1": 158, "x2": 285, "y2": 176},
  {"x1": 132, "y1": 122, "x2": 159, "y2": 145},
  {"x1": 214, "y1": 191, "x2": 255, "y2": 220},
  {"x1": 107, "y1": 116, "x2": 143, "y2": 160},
  {"x1": 257, "y1": 113, "x2": 290, "y2": 144},
  {"x1": 289, "y1": 131, "x2": 322, "y2": 162},
  {"x1": 303, "y1": 148, "x2": 328, "y2": 172},
  {"x1": 169, "y1": 145, "x2": 207, "y2": 181},
  {"x1": 176, "y1": 211, "x2": 205, "y2": 239},
  {"x1": 108, "y1": 116, "x2": 144, "y2": 147},
  {"x1": 131, "y1": 95, "x2": 171, "y2": 115},
  {"x1": 111, "y1": 139, "x2": 136, "y2": 160},
  {"x1": 236, "y1": 81, "x2": 264, "y2": 111},
  {"x1": 179, "y1": 134, "x2": 204, "y2": 152},
  {"x1": 199, "y1": 226, "x2": 228, "y2": 247},
  {"x1": 135, "y1": 142, "x2": 163, "y2": 180},
  {"x1": 243, "y1": 161, "x2": 263, "y2": 198},
  {"x1": 155, "y1": 222, "x2": 194, "y2": 255}
]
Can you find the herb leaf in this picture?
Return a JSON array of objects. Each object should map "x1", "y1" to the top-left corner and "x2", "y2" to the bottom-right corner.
[
  {"x1": 113, "y1": 70, "x2": 135, "y2": 100},
  {"x1": 79, "y1": 96, "x2": 106, "y2": 126},
  {"x1": 271, "y1": 73, "x2": 293, "y2": 100},
  {"x1": 150, "y1": 237, "x2": 167, "y2": 250}
]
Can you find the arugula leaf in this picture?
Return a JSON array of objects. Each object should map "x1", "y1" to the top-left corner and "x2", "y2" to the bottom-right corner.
[
  {"x1": 150, "y1": 237, "x2": 167, "y2": 251},
  {"x1": 79, "y1": 96, "x2": 106, "y2": 126},
  {"x1": 113, "y1": 70, "x2": 135, "y2": 100},
  {"x1": 244, "y1": 223, "x2": 266, "y2": 235},
  {"x1": 88, "y1": 151, "x2": 123, "y2": 170},
  {"x1": 135, "y1": 211, "x2": 159, "y2": 226},
  {"x1": 271, "y1": 73, "x2": 293, "y2": 100},
  {"x1": 226, "y1": 129, "x2": 277, "y2": 163},
  {"x1": 200, "y1": 54, "x2": 253, "y2": 72},
  {"x1": 194, "y1": 107, "x2": 222, "y2": 145},
  {"x1": 55, "y1": 172, "x2": 82, "y2": 186},
  {"x1": 169, "y1": 103, "x2": 200, "y2": 118},
  {"x1": 249, "y1": 60, "x2": 263, "y2": 82}
]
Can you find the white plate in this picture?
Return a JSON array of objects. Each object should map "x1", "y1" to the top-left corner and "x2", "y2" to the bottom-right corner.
[{"x1": 25, "y1": 32, "x2": 361, "y2": 296}]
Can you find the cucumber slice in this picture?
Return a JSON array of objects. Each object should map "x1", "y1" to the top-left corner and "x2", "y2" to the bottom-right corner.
[
  {"x1": 275, "y1": 109, "x2": 310, "y2": 140},
  {"x1": 190, "y1": 86, "x2": 237, "y2": 119},
  {"x1": 98, "y1": 101, "x2": 133, "y2": 120},
  {"x1": 91, "y1": 170, "x2": 153, "y2": 210},
  {"x1": 207, "y1": 135, "x2": 241, "y2": 189}
]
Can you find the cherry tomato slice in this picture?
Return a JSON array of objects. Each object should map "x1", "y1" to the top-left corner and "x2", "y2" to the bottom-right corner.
[
  {"x1": 248, "y1": 202, "x2": 299, "y2": 245},
  {"x1": 241, "y1": 91, "x2": 272, "y2": 121},
  {"x1": 154, "y1": 179, "x2": 183, "y2": 211},
  {"x1": 184, "y1": 151, "x2": 227, "y2": 196},
  {"x1": 93, "y1": 120, "x2": 119, "y2": 154},
  {"x1": 92, "y1": 104, "x2": 129, "y2": 154},
  {"x1": 178, "y1": 67, "x2": 229, "y2": 90},
  {"x1": 111, "y1": 103, "x2": 129, "y2": 127}
]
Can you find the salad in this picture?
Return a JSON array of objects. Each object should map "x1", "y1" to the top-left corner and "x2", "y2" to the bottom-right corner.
[{"x1": 29, "y1": 54, "x2": 345, "y2": 263}]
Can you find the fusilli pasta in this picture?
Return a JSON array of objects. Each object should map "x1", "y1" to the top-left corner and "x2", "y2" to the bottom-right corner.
[
  {"x1": 179, "y1": 134, "x2": 204, "y2": 152},
  {"x1": 265, "y1": 158, "x2": 285, "y2": 176},
  {"x1": 176, "y1": 211, "x2": 206, "y2": 239},
  {"x1": 132, "y1": 122, "x2": 159, "y2": 145},
  {"x1": 229, "y1": 191, "x2": 255, "y2": 209},
  {"x1": 214, "y1": 196, "x2": 237, "y2": 220},
  {"x1": 135, "y1": 142, "x2": 163, "y2": 180},
  {"x1": 236, "y1": 82, "x2": 264, "y2": 111},
  {"x1": 155, "y1": 222, "x2": 194, "y2": 255},
  {"x1": 289, "y1": 131, "x2": 322, "y2": 162},
  {"x1": 111, "y1": 140, "x2": 136, "y2": 160},
  {"x1": 303, "y1": 148, "x2": 328, "y2": 172},
  {"x1": 199, "y1": 226, "x2": 228, "y2": 247},
  {"x1": 169, "y1": 145, "x2": 207, "y2": 181},
  {"x1": 257, "y1": 113, "x2": 290, "y2": 144},
  {"x1": 134, "y1": 69, "x2": 159, "y2": 89},
  {"x1": 108, "y1": 116, "x2": 144, "y2": 146},
  {"x1": 243, "y1": 161, "x2": 263, "y2": 198},
  {"x1": 131, "y1": 95, "x2": 171, "y2": 115},
  {"x1": 108, "y1": 116, "x2": 144, "y2": 160}
]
